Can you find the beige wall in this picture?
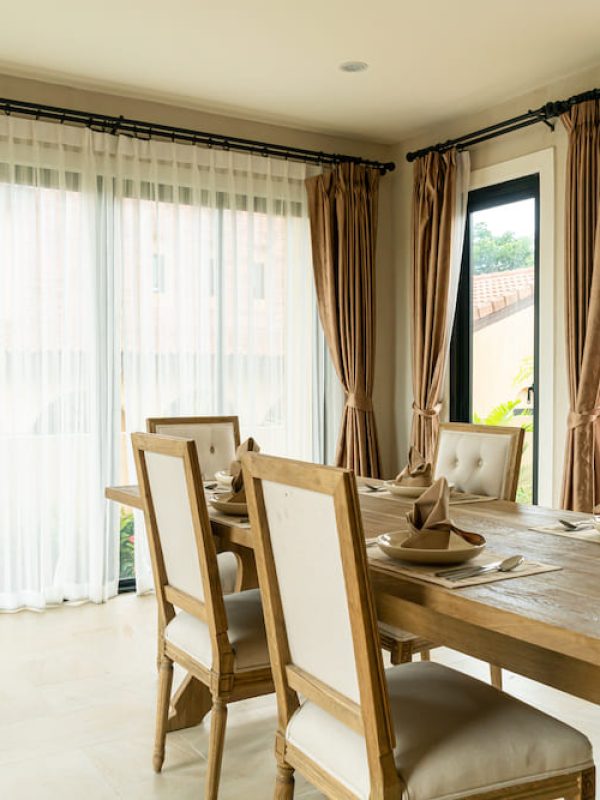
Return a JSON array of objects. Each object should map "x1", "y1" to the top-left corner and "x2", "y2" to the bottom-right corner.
[
  {"x1": 388, "y1": 62, "x2": 600, "y2": 501},
  {"x1": 0, "y1": 71, "x2": 398, "y2": 471}
]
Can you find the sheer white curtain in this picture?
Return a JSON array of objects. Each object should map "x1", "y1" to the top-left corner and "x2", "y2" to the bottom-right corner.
[
  {"x1": 0, "y1": 115, "x2": 325, "y2": 606},
  {"x1": 106, "y1": 139, "x2": 320, "y2": 591},
  {"x1": 0, "y1": 117, "x2": 120, "y2": 610}
]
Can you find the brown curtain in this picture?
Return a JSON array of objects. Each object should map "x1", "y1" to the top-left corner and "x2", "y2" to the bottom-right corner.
[
  {"x1": 305, "y1": 163, "x2": 381, "y2": 477},
  {"x1": 561, "y1": 99, "x2": 600, "y2": 512},
  {"x1": 410, "y1": 150, "x2": 458, "y2": 461}
]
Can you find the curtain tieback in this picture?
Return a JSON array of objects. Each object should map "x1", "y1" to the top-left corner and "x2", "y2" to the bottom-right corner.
[
  {"x1": 346, "y1": 390, "x2": 373, "y2": 412},
  {"x1": 412, "y1": 402, "x2": 442, "y2": 418},
  {"x1": 567, "y1": 407, "x2": 600, "y2": 429}
]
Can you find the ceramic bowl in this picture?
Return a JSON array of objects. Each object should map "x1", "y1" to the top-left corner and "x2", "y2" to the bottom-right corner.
[{"x1": 376, "y1": 530, "x2": 485, "y2": 565}]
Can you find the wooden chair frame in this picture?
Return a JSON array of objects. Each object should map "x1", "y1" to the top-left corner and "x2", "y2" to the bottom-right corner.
[
  {"x1": 243, "y1": 452, "x2": 594, "y2": 800},
  {"x1": 132, "y1": 432, "x2": 272, "y2": 799},
  {"x1": 433, "y1": 422, "x2": 525, "y2": 502},
  {"x1": 243, "y1": 453, "x2": 400, "y2": 798}
]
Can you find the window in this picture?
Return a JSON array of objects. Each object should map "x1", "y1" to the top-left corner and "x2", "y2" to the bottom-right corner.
[
  {"x1": 450, "y1": 175, "x2": 539, "y2": 503},
  {"x1": 0, "y1": 118, "x2": 329, "y2": 607}
]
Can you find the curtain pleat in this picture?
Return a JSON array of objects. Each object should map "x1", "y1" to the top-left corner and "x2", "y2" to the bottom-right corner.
[
  {"x1": 561, "y1": 99, "x2": 600, "y2": 512},
  {"x1": 305, "y1": 163, "x2": 381, "y2": 477},
  {"x1": 410, "y1": 150, "x2": 469, "y2": 461},
  {"x1": 0, "y1": 117, "x2": 120, "y2": 610}
]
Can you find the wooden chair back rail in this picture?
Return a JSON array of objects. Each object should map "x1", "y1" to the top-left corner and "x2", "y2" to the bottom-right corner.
[
  {"x1": 146, "y1": 415, "x2": 241, "y2": 447},
  {"x1": 285, "y1": 665, "x2": 364, "y2": 735},
  {"x1": 433, "y1": 422, "x2": 524, "y2": 501},
  {"x1": 163, "y1": 585, "x2": 208, "y2": 622},
  {"x1": 243, "y1": 453, "x2": 400, "y2": 796}
]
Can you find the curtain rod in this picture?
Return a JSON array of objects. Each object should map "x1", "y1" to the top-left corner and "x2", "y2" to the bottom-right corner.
[
  {"x1": 405, "y1": 87, "x2": 600, "y2": 162},
  {"x1": 0, "y1": 97, "x2": 395, "y2": 174}
]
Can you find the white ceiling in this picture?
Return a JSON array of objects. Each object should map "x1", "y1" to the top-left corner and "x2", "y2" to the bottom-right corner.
[{"x1": 2, "y1": 0, "x2": 600, "y2": 143}]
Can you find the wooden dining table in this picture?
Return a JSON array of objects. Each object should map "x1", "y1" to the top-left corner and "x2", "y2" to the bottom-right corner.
[{"x1": 105, "y1": 480, "x2": 600, "y2": 732}]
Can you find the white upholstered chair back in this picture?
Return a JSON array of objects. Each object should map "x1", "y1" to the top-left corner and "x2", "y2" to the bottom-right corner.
[
  {"x1": 244, "y1": 453, "x2": 395, "y2": 779},
  {"x1": 261, "y1": 479, "x2": 361, "y2": 703},
  {"x1": 132, "y1": 433, "x2": 226, "y2": 623},
  {"x1": 145, "y1": 448, "x2": 205, "y2": 602},
  {"x1": 434, "y1": 423, "x2": 524, "y2": 501},
  {"x1": 146, "y1": 416, "x2": 240, "y2": 480}
]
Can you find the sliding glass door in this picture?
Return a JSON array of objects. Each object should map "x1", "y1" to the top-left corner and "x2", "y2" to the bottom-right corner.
[{"x1": 450, "y1": 175, "x2": 539, "y2": 503}]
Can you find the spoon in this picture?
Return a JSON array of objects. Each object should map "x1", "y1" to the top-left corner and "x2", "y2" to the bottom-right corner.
[{"x1": 437, "y1": 554, "x2": 524, "y2": 581}]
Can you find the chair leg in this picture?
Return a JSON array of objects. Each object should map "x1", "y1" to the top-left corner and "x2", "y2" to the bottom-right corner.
[
  {"x1": 489, "y1": 664, "x2": 503, "y2": 689},
  {"x1": 390, "y1": 641, "x2": 414, "y2": 666},
  {"x1": 205, "y1": 699, "x2": 228, "y2": 800},
  {"x1": 420, "y1": 648, "x2": 431, "y2": 662},
  {"x1": 581, "y1": 766, "x2": 595, "y2": 799},
  {"x1": 274, "y1": 764, "x2": 295, "y2": 799},
  {"x1": 153, "y1": 657, "x2": 174, "y2": 772}
]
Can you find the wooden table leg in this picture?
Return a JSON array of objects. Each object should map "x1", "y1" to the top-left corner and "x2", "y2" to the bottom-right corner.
[{"x1": 166, "y1": 675, "x2": 212, "y2": 732}]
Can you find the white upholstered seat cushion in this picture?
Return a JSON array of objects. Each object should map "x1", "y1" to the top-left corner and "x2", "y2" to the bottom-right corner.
[
  {"x1": 217, "y1": 552, "x2": 238, "y2": 595},
  {"x1": 164, "y1": 588, "x2": 269, "y2": 673},
  {"x1": 435, "y1": 430, "x2": 513, "y2": 498},
  {"x1": 286, "y1": 662, "x2": 593, "y2": 800}
]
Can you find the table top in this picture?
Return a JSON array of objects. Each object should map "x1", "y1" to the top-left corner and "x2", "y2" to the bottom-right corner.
[{"x1": 105, "y1": 480, "x2": 600, "y2": 667}]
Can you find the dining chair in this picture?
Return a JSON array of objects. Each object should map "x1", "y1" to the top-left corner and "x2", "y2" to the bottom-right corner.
[
  {"x1": 434, "y1": 421, "x2": 525, "y2": 501},
  {"x1": 433, "y1": 421, "x2": 525, "y2": 688},
  {"x1": 132, "y1": 432, "x2": 273, "y2": 799},
  {"x1": 146, "y1": 416, "x2": 241, "y2": 480},
  {"x1": 243, "y1": 452, "x2": 595, "y2": 800},
  {"x1": 381, "y1": 422, "x2": 525, "y2": 685}
]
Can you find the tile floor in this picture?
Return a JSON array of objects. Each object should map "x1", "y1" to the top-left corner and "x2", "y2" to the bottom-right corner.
[{"x1": 1, "y1": 593, "x2": 598, "y2": 799}]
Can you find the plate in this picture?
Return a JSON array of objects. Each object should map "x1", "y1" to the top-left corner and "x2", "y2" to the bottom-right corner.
[
  {"x1": 215, "y1": 470, "x2": 234, "y2": 488},
  {"x1": 383, "y1": 481, "x2": 454, "y2": 498},
  {"x1": 376, "y1": 530, "x2": 485, "y2": 565},
  {"x1": 209, "y1": 497, "x2": 248, "y2": 516}
]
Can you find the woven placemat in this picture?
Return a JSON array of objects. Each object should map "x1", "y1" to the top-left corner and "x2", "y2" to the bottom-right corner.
[
  {"x1": 367, "y1": 547, "x2": 560, "y2": 589},
  {"x1": 529, "y1": 523, "x2": 600, "y2": 543}
]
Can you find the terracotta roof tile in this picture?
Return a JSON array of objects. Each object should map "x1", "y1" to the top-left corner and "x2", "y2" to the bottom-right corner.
[{"x1": 473, "y1": 267, "x2": 534, "y2": 320}]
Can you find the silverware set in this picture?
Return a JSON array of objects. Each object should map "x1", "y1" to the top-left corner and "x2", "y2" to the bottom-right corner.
[{"x1": 435, "y1": 554, "x2": 524, "y2": 582}]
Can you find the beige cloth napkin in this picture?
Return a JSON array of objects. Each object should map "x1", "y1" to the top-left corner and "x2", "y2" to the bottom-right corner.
[
  {"x1": 227, "y1": 437, "x2": 261, "y2": 502},
  {"x1": 395, "y1": 446, "x2": 433, "y2": 488},
  {"x1": 404, "y1": 477, "x2": 485, "y2": 550}
]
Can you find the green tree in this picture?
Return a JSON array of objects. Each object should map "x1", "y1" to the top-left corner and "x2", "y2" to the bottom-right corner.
[{"x1": 472, "y1": 221, "x2": 533, "y2": 274}]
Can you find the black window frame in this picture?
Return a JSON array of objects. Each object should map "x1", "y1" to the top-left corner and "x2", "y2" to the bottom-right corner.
[{"x1": 449, "y1": 173, "x2": 540, "y2": 503}]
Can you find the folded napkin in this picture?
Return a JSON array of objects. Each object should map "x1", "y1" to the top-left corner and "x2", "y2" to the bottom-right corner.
[
  {"x1": 227, "y1": 437, "x2": 261, "y2": 503},
  {"x1": 404, "y1": 477, "x2": 485, "y2": 550},
  {"x1": 395, "y1": 446, "x2": 433, "y2": 488}
]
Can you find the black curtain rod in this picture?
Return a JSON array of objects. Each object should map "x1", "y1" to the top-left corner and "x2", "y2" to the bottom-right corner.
[
  {"x1": 0, "y1": 97, "x2": 395, "y2": 174},
  {"x1": 405, "y1": 87, "x2": 600, "y2": 162}
]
